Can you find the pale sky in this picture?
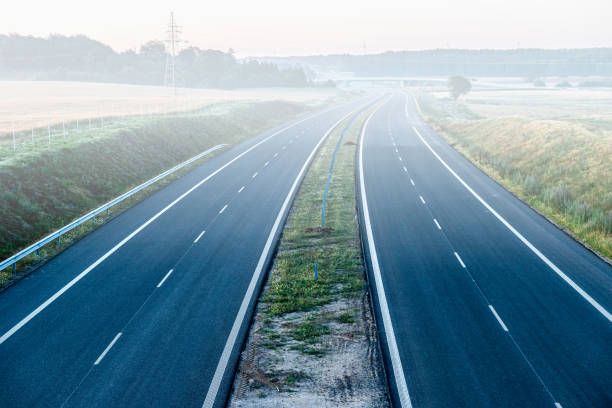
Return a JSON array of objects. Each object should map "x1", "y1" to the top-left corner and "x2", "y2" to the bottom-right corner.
[{"x1": 2, "y1": 0, "x2": 611, "y2": 56}]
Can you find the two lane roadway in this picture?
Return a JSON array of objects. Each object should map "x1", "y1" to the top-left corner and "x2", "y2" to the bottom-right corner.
[
  {"x1": 358, "y1": 93, "x2": 611, "y2": 408},
  {"x1": 0, "y1": 97, "x2": 370, "y2": 407}
]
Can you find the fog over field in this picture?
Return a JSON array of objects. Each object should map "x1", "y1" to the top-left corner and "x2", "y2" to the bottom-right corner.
[
  {"x1": 0, "y1": 81, "x2": 339, "y2": 133},
  {"x1": 1, "y1": 2, "x2": 611, "y2": 408}
]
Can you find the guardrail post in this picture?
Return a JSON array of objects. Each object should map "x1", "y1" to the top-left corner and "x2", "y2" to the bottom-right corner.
[
  {"x1": 106, "y1": 208, "x2": 109, "y2": 216},
  {"x1": 57, "y1": 236, "x2": 61, "y2": 248},
  {"x1": 91, "y1": 217, "x2": 95, "y2": 226},
  {"x1": 36, "y1": 249, "x2": 40, "y2": 257},
  {"x1": 12, "y1": 263, "x2": 16, "y2": 275}
]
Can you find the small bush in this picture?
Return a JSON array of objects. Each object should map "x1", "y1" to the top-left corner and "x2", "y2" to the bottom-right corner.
[
  {"x1": 337, "y1": 311, "x2": 356, "y2": 324},
  {"x1": 569, "y1": 201, "x2": 592, "y2": 223},
  {"x1": 545, "y1": 185, "x2": 574, "y2": 212},
  {"x1": 522, "y1": 174, "x2": 542, "y2": 196},
  {"x1": 591, "y1": 210, "x2": 612, "y2": 234},
  {"x1": 492, "y1": 157, "x2": 514, "y2": 179}
]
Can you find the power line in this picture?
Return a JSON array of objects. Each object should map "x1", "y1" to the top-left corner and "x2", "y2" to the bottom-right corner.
[{"x1": 164, "y1": 12, "x2": 185, "y2": 95}]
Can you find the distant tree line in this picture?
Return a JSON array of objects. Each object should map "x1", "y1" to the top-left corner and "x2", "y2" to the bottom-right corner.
[
  {"x1": 0, "y1": 34, "x2": 309, "y2": 88},
  {"x1": 265, "y1": 49, "x2": 612, "y2": 77}
]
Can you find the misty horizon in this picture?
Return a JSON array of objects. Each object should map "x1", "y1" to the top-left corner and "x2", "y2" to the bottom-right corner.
[
  {"x1": 1, "y1": 3, "x2": 611, "y2": 408},
  {"x1": 1, "y1": 0, "x2": 611, "y2": 56}
]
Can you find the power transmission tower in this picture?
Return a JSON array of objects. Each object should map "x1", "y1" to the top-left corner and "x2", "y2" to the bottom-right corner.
[{"x1": 164, "y1": 12, "x2": 184, "y2": 95}]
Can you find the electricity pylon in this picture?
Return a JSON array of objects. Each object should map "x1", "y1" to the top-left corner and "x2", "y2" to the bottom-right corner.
[{"x1": 164, "y1": 12, "x2": 184, "y2": 95}]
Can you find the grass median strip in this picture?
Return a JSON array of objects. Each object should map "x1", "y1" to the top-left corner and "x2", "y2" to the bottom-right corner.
[{"x1": 229, "y1": 102, "x2": 389, "y2": 407}]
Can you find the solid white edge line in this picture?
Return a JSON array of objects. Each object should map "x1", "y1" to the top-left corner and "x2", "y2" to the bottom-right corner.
[
  {"x1": 0, "y1": 105, "x2": 335, "y2": 346},
  {"x1": 219, "y1": 204, "x2": 228, "y2": 214},
  {"x1": 454, "y1": 252, "x2": 466, "y2": 268},
  {"x1": 359, "y1": 103, "x2": 413, "y2": 408},
  {"x1": 201, "y1": 103, "x2": 368, "y2": 408},
  {"x1": 194, "y1": 231, "x2": 206, "y2": 243},
  {"x1": 238, "y1": 186, "x2": 245, "y2": 193},
  {"x1": 94, "y1": 332, "x2": 122, "y2": 365},
  {"x1": 157, "y1": 269, "x2": 174, "y2": 288},
  {"x1": 434, "y1": 219, "x2": 442, "y2": 230},
  {"x1": 488, "y1": 305, "x2": 509, "y2": 332},
  {"x1": 419, "y1": 196, "x2": 426, "y2": 204},
  {"x1": 412, "y1": 125, "x2": 612, "y2": 323}
]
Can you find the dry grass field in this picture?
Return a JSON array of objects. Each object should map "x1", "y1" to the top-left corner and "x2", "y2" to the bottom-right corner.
[
  {"x1": 418, "y1": 84, "x2": 612, "y2": 259},
  {"x1": 0, "y1": 81, "x2": 342, "y2": 134},
  {"x1": 430, "y1": 87, "x2": 612, "y2": 119}
]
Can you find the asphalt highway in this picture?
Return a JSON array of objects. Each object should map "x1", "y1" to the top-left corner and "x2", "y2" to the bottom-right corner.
[
  {"x1": 358, "y1": 93, "x2": 611, "y2": 408},
  {"x1": 0, "y1": 98, "x2": 369, "y2": 407}
]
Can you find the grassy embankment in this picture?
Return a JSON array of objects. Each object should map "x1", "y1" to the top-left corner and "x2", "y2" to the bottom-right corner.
[
  {"x1": 0, "y1": 101, "x2": 316, "y2": 285},
  {"x1": 416, "y1": 91, "x2": 612, "y2": 259},
  {"x1": 230, "y1": 103, "x2": 388, "y2": 407}
]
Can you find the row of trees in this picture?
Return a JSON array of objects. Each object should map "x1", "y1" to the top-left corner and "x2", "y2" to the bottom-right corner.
[
  {"x1": 0, "y1": 34, "x2": 309, "y2": 88},
  {"x1": 277, "y1": 48, "x2": 612, "y2": 77}
]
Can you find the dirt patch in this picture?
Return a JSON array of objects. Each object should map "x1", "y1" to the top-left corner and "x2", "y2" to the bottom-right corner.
[{"x1": 230, "y1": 297, "x2": 388, "y2": 408}]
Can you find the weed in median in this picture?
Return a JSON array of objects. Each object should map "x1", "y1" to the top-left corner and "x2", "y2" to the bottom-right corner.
[
  {"x1": 337, "y1": 310, "x2": 357, "y2": 324},
  {"x1": 290, "y1": 318, "x2": 331, "y2": 343},
  {"x1": 263, "y1": 246, "x2": 364, "y2": 316}
]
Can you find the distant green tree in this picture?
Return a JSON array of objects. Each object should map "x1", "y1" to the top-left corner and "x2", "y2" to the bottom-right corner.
[
  {"x1": 448, "y1": 76, "x2": 472, "y2": 99},
  {"x1": 533, "y1": 79, "x2": 546, "y2": 87}
]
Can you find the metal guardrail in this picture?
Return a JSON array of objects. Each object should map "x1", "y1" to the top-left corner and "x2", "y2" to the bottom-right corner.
[{"x1": 1, "y1": 143, "x2": 227, "y2": 273}]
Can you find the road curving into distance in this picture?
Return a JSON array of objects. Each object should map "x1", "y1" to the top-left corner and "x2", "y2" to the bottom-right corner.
[
  {"x1": 357, "y1": 93, "x2": 611, "y2": 408},
  {"x1": 0, "y1": 96, "x2": 374, "y2": 407}
]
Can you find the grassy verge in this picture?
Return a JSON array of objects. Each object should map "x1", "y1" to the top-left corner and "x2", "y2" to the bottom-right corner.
[
  {"x1": 416, "y1": 92, "x2": 612, "y2": 260},
  {"x1": 229, "y1": 103, "x2": 389, "y2": 407},
  {"x1": 0, "y1": 101, "x2": 319, "y2": 286}
]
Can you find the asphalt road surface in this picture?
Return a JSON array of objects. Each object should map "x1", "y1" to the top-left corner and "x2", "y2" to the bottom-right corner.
[
  {"x1": 358, "y1": 93, "x2": 611, "y2": 408},
  {"x1": 0, "y1": 98, "x2": 369, "y2": 407}
]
